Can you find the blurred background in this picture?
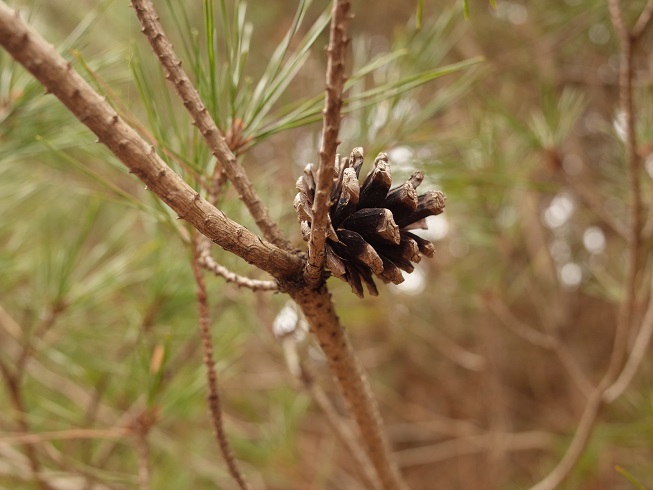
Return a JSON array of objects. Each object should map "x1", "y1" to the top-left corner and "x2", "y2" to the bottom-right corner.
[{"x1": 1, "y1": 0, "x2": 652, "y2": 488}]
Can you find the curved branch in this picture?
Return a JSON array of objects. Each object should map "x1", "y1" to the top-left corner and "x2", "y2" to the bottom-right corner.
[
  {"x1": 604, "y1": 277, "x2": 653, "y2": 402},
  {"x1": 604, "y1": 0, "x2": 643, "y2": 384},
  {"x1": 131, "y1": 0, "x2": 294, "y2": 252},
  {"x1": 528, "y1": 4, "x2": 653, "y2": 488},
  {"x1": 196, "y1": 235, "x2": 278, "y2": 292},
  {"x1": 192, "y1": 236, "x2": 250, "y2": 490},
  {"x1": 0, "y1": 2, "x2": 302, "y2": 282}
]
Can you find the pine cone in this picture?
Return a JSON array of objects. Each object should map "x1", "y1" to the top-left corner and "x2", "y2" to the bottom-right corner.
[{"x1": 294, "y1": 147, "x2": 446, "y2": 298}]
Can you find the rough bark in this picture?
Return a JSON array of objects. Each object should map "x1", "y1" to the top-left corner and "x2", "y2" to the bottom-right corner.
[{"x1": 287, "y1": 285, "x2": 408, "y2": 490}]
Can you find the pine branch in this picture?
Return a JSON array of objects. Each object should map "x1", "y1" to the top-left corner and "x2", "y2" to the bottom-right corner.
[
  {"x1": 0, "y1": 358, "x2": 53, "y2": 490},
  {"x1": 131, "y1": 0, "x2": 294, "y2": 252},
  {"x1": 604, "y1": 0, "x2": 644, "y2": 383},
  {"x1": 289, "y1": 286, "x2": 408, "y2": 490},
  {"x1": 192, "y1": 235, "x2": 250, "y2": 490},
  {"x1": 605, "y1": 277, "x2": 653, "y2": 401},
  {"x1": 305, "y1": 0, "x2": 351, "y2": 286},
  {"x1": 280, "y1": 337, "x2": 382, "y2": 490},
  {"x1": 0, "y1": 1, "x2": 302, "y2": 282},
  {"x1": 528, "y1": 3, "x2": 653, "y2": 489}
]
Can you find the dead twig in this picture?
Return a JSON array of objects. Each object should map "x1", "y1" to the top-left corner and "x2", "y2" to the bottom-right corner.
[
  {"x1": 395, "y1": 431, "x2": 554, "y2": 468},
  {"x1": 604, "y1": 276, "x2": 653, "y2": 401},
  {"x1": 0, "y1": 359, "x2": 53, "y2": 490},
  {"x1": 485, "y1": 294, "x2": 594, "y2": 397},
  {"x1": 0, "y1": 428, "x2": 131, "y2": 445},
  {"x1": 196, "y1": 235, "x2": 278, "y2": 292},
  {"x1": 604, "y1": 0, "x2": 645, "y2": 384},
  {"x1": 528, "y1": 2, "x2": 653, "y2": 489}
]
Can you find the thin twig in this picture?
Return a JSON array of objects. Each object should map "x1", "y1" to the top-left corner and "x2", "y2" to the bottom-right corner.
[
  {"x1": 485, "y1": 294, "x2": 593, "y2": 397},
  {"x1": 633, "y1": 0, "x2": 653, "y2": 39},
  {"x1": 604, "y1": 276, "x2": 653, "y2": 402},
  {"x1": 528, "y1": 3, "x2": 653, "y2": 488},
  {"x1": 529, "y1": 390, "x2": 603, "y2": 490},
  {"x1": 132, "y1": 414, "x2": 152, "y2": 490},
  {"x1": 196, "y1": 235, "x2": 278, "y2": 292},
  {"x1": 603, "y1": 0, "x2": 644, "y2": 384},
  {"x1": 16, "y1": 301, "x2": 66, "y2": 380},
  {"x1": 305, "y1": 0, "x2": 351, "y2": 286},
  {"x1": 395, "y1": 431, "x2": 554, "y2": 468},
  {"x1": 191, "y1": 234, "x2": 250, "y2": 490},
  {"x1": 0, "y1": 359, "x2": 53, "y2": 490},
  {"x1": 0, "y1": 428, "x2": 131, "y2": 444},
  {"x1": 131, "y1": 0, "x2": 293, "y2": 252}
]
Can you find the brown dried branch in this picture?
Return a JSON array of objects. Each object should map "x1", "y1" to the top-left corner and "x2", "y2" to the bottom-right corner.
[
  {"x1": 0, "y1": 2, "x2": 303, "y2": 282},
  {"x1": 0, "y1": 359, "x2": 53, "y2": 490},
  {"x1": 16, "y1": 301, "x2": 66, "y2": 380},
  {"x1": 196, "y1": 235, "x2": 278, "y2": 292},
  {"x1": 529, "y1": 390, "x2": 603, "y2": 490},
  {"x1": 191, "y1": 235, "x2": 250, "y2": 490},
  {"x1": 633, "y1": 0, "x2": 653, "y2": 39},
  {"x1": 528, "y1": 3, "x2": 653, "y2": 488},
  {"x1": 130, "y1": 0, "x2": 293, "y2": 252},
  {"x1": 130, "y1": 411, "x2": 155, "y2": 490},
  {"x1": 288, "y1": 286, "x2": 408, "y2": 490},
  {"x1": 604, "y1": 275, "x2": 653, "y2": 402},
  {"x1": 604, "y1": 0, "x2": 644, "y2": 383},
  {"x1": 280, "y1": 338, "x2": 382, "y2": 490},
  {"x1": 0, "y1": 428, "x2": 131, "y2": 445},
  {"x1": 395, "y1": 431, "x2": 554, "y2": 468},
  {"x1": 305, "y1": 0, "x2": 351, "y2": 286},
  {"x1": 485, "y1": 294, "x2": 593, "y2": 397}
]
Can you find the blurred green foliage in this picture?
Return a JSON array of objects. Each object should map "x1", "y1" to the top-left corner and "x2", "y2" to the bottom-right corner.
[{"x1": 1, "y1": 0, "x2": 653, "y2": 489}]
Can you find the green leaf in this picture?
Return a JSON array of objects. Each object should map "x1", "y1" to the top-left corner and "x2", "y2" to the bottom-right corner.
[{"x1": 416, "y1": 0, "x2": 424, "y2": 29}]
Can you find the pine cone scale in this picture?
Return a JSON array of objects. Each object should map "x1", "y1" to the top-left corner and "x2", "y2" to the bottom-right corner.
[{"x1": 295, "y1": 147, "x2": 446, "y2": 298}]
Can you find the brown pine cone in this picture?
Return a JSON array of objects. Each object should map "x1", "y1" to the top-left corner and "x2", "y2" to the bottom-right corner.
[{"x1": 294, "y1": 147, "x2": 445, "y2": 298}]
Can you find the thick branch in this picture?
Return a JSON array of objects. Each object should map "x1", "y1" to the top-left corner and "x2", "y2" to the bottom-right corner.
[
  {"x1": 280, "y1": 339, "x2": 382, "y2": 490},
  {"x1": 305, "y1": 0, "x2": 351, "y2": 286},
  {"x1": 288, "y1": 286, "x2": 408, "y2": 490},
  {"x1": 0, "y1": 2, "x2": 302, "y2": 282},
  {"x1": 131, "y1": 0, "x2": 293, "y2": 252}
]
